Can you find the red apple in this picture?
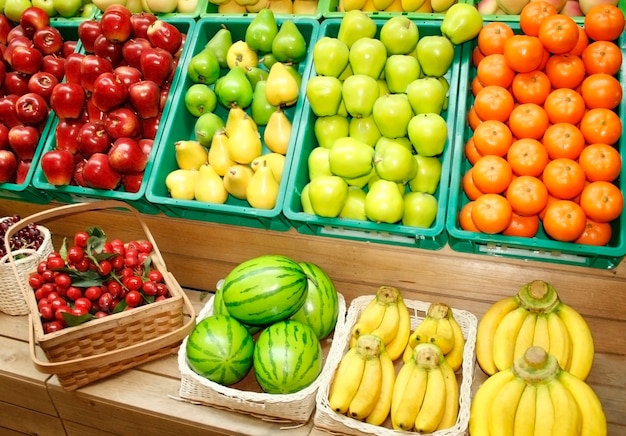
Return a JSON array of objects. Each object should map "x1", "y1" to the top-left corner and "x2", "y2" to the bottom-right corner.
[
  {"x1": 114, "y1": 65, "x2": 142, "y2": 87},
  {"x1": 0, "y1": 149, "x2": 18, "y2": 183},
  {"x1": 0, "y1": 61, "x2": 6, "y2": 88},
  {"x1": 55, "y1": 119, "x2": 83, "y2": 154},
  {"x1": 0, "y1": 15, "x2": 13, "y2": 45},
  {"x1": 15, "y1": 92, "x2": 49, "y2": 126},
  {"x1": 63, "y1": 41, "x2": 77, "y2": 58},
  {"x1": 78, "y1": 19, "x2": 102, "y2": 53},
  {"x1": 122, "y1": 172, "x2": 144, "y2": 193},
  {"x1": 64, "y1": 52, "x2": 84, "y2": 84},
  {"x1": 4, "y1": 36, "x2": 33, "y2": 66},
  {"x1": 138, "y1": 138, "x2": 154, "y2": 156},
  {"x1": 77, "y1": 121, "x2": 111, "y2": 157},
  {"x1": 91, "y1": 71, "x2": 128, "y2": 112},
  {"x1": 128, "y1": 80, "x2": 160, "y2": 119},
  {"x1": 15, "y1": 160, "x2": 30, "y2": 184},
  {"x1": 100, "y1": 7, "x2": 133, "y2": 44},
  {"x1": 19, "y1": 7, "x2": 50, "y2": 38},
  {"x1": 141, "y1": 116, "x2": 160, "y2": 140},
  {"x1": 82, "y1": 152, "x2": 122, "y2": 190},
  {"x1": 139, "y1": 47, "x2": 173, "y2": 87},
  {"x1": 86, "y1": 98, "x2": 105, "y2": 123},
  {"x1": 104, "y1": 106, "x2": 141, "y2": 139},
  {"x1": 10, "y1": 45, "x2": 43, "y2": 75},
  {"x1": 108, "y1": 137, "x2": 148, "y2": 174},
  {"x1": 147, "y1": 20, "x2": 183, "y2": 55},
  {"x1": 33, "y1": 26, "x2": 64, "y2": 56},
  {"x1": 0, "y1": 95, "x2": 21, "y2": 128},
  {"x1": 4, "y1": 71, "x2": 30, "y2": 96},
  {"x1": 93, "y1": 34, "x2": 123, "y2": 66},
  {"x1": 130, "y1": 13, "x2": 157, "y2": 39},
  {"x1": 28, "y1": 71, "x2": 59, "y2": 102},
  {"x1": 73, "y1": 158, "x2": 87, "y2": 186},
  {"x1": 42, "y1": 54, "x2": 68, "y2": 82},
  {"x1": 41, "y1": 149, "x2": 75, "y2": 185},
  {"x1": 8, "y1": 125, "x2": 40, "y2": 161},
  {"x1": 121, "y1": 37, "x2": 151, "y2": 70},
  {"x1": 50, "y1": 82, "x2": 86, "y2": 119},
  {"x1": 79, "y1": 54, "x2": 113, "y2": 92},
  {"x1": 0, "y1": 124, "x2": 9, "y2": 150}
]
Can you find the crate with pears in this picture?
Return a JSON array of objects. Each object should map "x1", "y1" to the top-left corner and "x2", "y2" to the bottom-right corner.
[
  {"x1": 203, "y1": 0, "x2": 322, "y2": 18},
  {"x1": 283, "y1": 9, "x2": 483, "y2": 249},
  {"x1": 319, "y1": 0, "x2": 461, "y2": 19},
  {"x1": 145, "y1": 12, "x2": 319, "y2": 230}
]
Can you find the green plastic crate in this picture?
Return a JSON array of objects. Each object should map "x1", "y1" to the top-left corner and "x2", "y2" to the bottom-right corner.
[
  {"x1": 445, "y1": 21, "x2": 626, "y2": 269},
  {"x1": 201, "y1": 1, "x2": 323, "y2": 19},
  {"x1": 144, "y1": 16, "x2": 320, "y2": 231},
  {"x1": 31, "y1": 18, "x2": 196, "y2": 215},
  {"x1": 319, "y1": 0, "x2": 464, "y2": 18},
  {"x1": 282, "y1": 18, "x2": 461, "y2": 250},
  {"x1": 0, "y1": 22, "x2": 83, "y2": 205}
]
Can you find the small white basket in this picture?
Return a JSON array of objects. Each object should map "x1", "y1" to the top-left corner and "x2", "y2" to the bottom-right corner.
[
  {"x1": 177, "y1": 292, "x2": 348, "y2": 424},
  {"x1": 313, "y1": 295, "x2": 478, "y2": 436},
  {"x1": 1, "y1": 221, "x2": 53, "y2": 316}
]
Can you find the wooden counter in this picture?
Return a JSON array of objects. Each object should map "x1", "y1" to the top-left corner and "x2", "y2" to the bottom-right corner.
[{"x1": 1, "y1": 199, "x2": 625, "y2": 435}]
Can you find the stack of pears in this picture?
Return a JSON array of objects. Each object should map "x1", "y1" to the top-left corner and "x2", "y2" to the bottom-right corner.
[
  {"x1": 210, "y1": 0, "x2": 319, "y2": 14},
  {"x1": 302, "y1": 12, "x2": 461, "y2": 227},
  {"x1": 165, "y1": 10, "x2": 308, "y2": 210}
]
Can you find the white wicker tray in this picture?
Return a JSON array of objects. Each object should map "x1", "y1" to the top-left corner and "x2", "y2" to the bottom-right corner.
[
  {"x1": 313, "y1": 295, "x2": 478, "y2": 436},
  {"x1": 177, "y1": 291, "x2": 347, "y2": 424}
]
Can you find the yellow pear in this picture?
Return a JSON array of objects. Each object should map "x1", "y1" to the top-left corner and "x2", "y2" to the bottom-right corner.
[
  {"x1": 194, "y1": 163, "x2": 229, "y2": 204},
  {"x1": 430, "y1": 0, "x2": 454, "y2": 12},
  {"x1": 268, "y1": 0, "x2": 294, "y2": 13},
  {"x1": 292, "y1": 0, "x2": 318, "y2": 14},
  {"x1": 265, "y1": 62, "x2": 299, "y2": 107},
  {"x1": 372, "y1": 0, "x2": 393, "y2": 9},
  {"x1": 225, "y1": 106, "x2": 250, "y2": 138},
  {"x1": 384, "y1": 0, "x2": 404, "y2": 10},
  {"x1": 361, "y1": 0, "x2": 378, "y2": 10},
  {"x1": 416, "y1": 0, "x2": 432, "y2": 11},
  {"x1": 246, "y1": 160, "x2": 280, "y2": 209},
  {"x1": 401, "y1": 0, "x2": 425, "y2": 11},
  {"x1": 223, "y1": 164, "x2": 255, "y2": 200},
  {"x1": 208, "y1": 130, "x2": 235, "y2": 176},
  {"x1": 175, "y1": 140, "x2": 208, "y2": 170},
  {"x1": 165, "y1": 169, "x2": 199, "y2": 200},
  {"x1": 227, "y1": 114, "x2": 262, "y2": 164},
  {"x1": 218, "y1": 0, "x2": 248, "y2": 12},
  {"x1": 263, "y1": 108, "x2": 292, "y2": 155},
  {"x1": 341, "y1": 0, "x2": 367, "y2": 9},
  {"x1": 251, "y1": 152, "x2": 286, "y2": 182},
  {"x1": 247, "y1": 0, "x2": 270, "y2": 11}
]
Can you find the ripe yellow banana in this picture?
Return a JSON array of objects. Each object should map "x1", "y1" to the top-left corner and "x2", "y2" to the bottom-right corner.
[
  {"x1": 532, "y1": 313, "x2": 551, "y2": 352},
  {"x1": 437, "y1": 359, "x2": 459, "y2": 431},
  {"x1": 558, "y1": 370, "x2": 607, "y2": 436},
  {"x1": 391, "y1": 356, "x2": 416, "y2": 423},
  {"x1": 445, "y1": 313, "x2": 465, "y2": 372},
  {"x1": 488, "y1": 376, "x2": 527, "y2": 436},
  {"x1": 534, "y1": 383, "x2": 555, "y2": 436},
  {"x1": 351, "y1": 297, "x2": 387, "y2": 339},
  {"x1": 328, "y1": 347, "x2": 366, "y2": 413},
  {"x1": 404, "y1": 315, "x2": 438, "y2": 363},
  {"x1": 513, "y1": 384, "x2": 536, "y2": 436},
  {"x1": 492, "y1": 306, "x2": 529, "y2": 372},
  {"x1": 391, "y1": 360, "x2": 428, "y2": 431},
  {"x1": 556, "y1": 304, "x2": 594, "y2": 380},
  {"x1": 365, "y1": 350, "x2": 395, "y2": 426},
  {"x1": 548, "y1": 377, "x2": 582, "y2": 436},
  {"x1": 514, "y1": 311, "x2": 537, "y2": 362},
  {"x1": 546, "y1": 311, "x2": 572, "y2": 370},
  {"x1": 414, "y1": 366, "x2": 447, "y2": 433},
  {"x1": 469, "y1": 369, "x2": 517, "y2": 435},
  {"x1": 385, "y1": 297, "x2": 411, "y2": 361},
  {"x1": 371, "y1": 301, "x2": 400, "y2": 345},
  {"x1": 432, "y1": 316, "x2": 455, "y2": 355},
  {"x1": 348, "y1": 354, "x2": 382, "y2": 420},
  {"x1": 476, "y1": 296, "x2": 520, "y2": 375}
]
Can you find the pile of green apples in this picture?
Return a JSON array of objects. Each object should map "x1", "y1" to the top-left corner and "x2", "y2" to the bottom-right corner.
[
  {"x1": 165, "y1": 10, "x2": 308, "y2": 210},
  {"x1": 1, "y1": 0, "x2": 97, "y2": 21},
  {"x1": 301, "y1": 7, "x2": 482, "y2": 228}
]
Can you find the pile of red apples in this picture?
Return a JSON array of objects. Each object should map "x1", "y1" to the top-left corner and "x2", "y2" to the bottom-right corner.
[{"x1": 40, "y1": 5, "x2": 186, "y2": 192}]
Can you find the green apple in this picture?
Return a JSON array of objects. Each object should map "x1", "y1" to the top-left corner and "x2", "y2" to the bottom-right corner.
[
  {"x1": 372, "y1": 93, "x2": 413, "y2": 139},
  {"x1": 313, "y1": 37, "x2": 350, "y2": 78},
  {"x1": 384, "y1": 55, "x2": 421, "y2": 94},
  {"x1": 402, "y1": 192, "x2": 438, "y2": 228},
  {"x1": 339, "y1": 186, "x2": 367, "y2": 221},
  {"x1": 406, "y1": 77, "x2": 447, "y2": 115},
  {"x1": 408, "y1": 155, "x2": 442, "y2": 194},
  {"x1": 93, "y1": 0, "x2": 127, "y2": 12},
  {"x1": 344, "y1": 169, "x2": 374, "y2": 189},
  {"x1": 307, "y1": 147, "x2": 333, "y2": 180},
  {"x1": 194, "y1": 112, "x2": 226, "y2": 147},
  {"x1": 439, "y1": 76, "x2": 450, "y2": 111},
  {"x1": 379, "y1": 16, "x2": 419, "y2": 56},
  {"x1": 440, "y1": 3, "x2": 484, "y2": 46},
  {"x1": 415, "y1": 36, "x2": 455, "y2": 78},
  {"x1": 314, "y1": 115, "x2": 350, "y2": 149},
  {"x1": 32, "y1": 0, "x2": 57, "y2": 16},
  {"x1": 328, "y1": 137, "x2": 374, "y2": 179},
  {"x1": 337, "y1": 9, "x2": 377, "y2": 48},
  {"x1": 53, "y1": 0, "x2": 82, "y2": 17},
  {"x1": 145, "y1": 0, "x2": 178, "y2": 13},
  {"x1": 375, "y1": 136, "x2": 413, "y2": 152},
  {"x1": 177, "y1": 0, "x2": 199, "y2": 13},
  {"x1": 342, "y1": 74, "x2": 380, "y2": 119},
  {"x1": 300, "y1": 183, "x2": 314, "y2": 215},
  {"x1": 308, "y1": 175, "x2": 349, "y2": 218},
  {"x1": 81, "y1": 3, "x2": 99, "y2": 17},
  {"x1": 365, "y1": 179, "x2": 404, "y2": 224},
  {"x1": 349, "y1": 115, "x2": 381, "y2": 148},
  {"x1": 5, "y1": 0, "x2": 32, "y2": 22},
  {"x1": 374, "y1": 141, "x2": 417, "y2": 183},
  {"x1": 407, "y1": 113, "x2": 448, "y2": 157},
  {"x1": 348, "y1": 38, "x2": 387, "y2": 80},
  {"x1": 377, "y1": 79, "x2": 390, "y2": 97},
  {"x1": 306, "y1": 76, "x2": 343, "y2": 117}
]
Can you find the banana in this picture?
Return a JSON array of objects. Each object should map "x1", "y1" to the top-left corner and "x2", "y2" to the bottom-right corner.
[
  {"x1": 488, "y1": 376, "x2": 527, "y2": 436},
  {"x1": 351, "y1": 297, "x2": 387, "y2": 339},
  {"x1": 348, "y1": 355, "x2": 382, "y2": 420},
  {"x1": 558, "y1": 370, "x2": 607, "y2": 436},
  {"x1": 328, "y1": 347, "x2": 366, "y2": 414},
  {"x1": 414, "y1": 366, "x2": 447, "y2": 433},
  {"x1": 546, "y1": 311, "x2": 572, "y2": 370},
  {"x1": 532, "y1": 313, "x2": 551, "y2": 352},
  {"x1": 432, "y1": 316, "x2": 455, "y2": 355},
  {"x1": 404, "y1": 315, "x2": 438, "y2": 363},
  {"x1": 436, "y1": 359, "x2": 459, "y2": 431},
  {"x1": 534, "y1": 383, "x2": 555, "y2": 436},
  {"x1": 391, "y1": 357, "x2": 417, "y2": 423},
  {"x1": 391, "y1": 361, "x2": 428, "y2": 431},
  {"x1": 469, "y1": 369, "x2": 517, "y2": 435},
  {"x1": 365, "y1": 350, "x2": 396, "y2": 426},
  {"x1": 371, "y1": 302, "x2": 400, "y2": 345},
  {"x1": 385, "y1": 297, "x2": 411, "y2": 361},
  {"x1": 556, "y1": 304, "x2": 595, "y2": 380},
  {"x1": 548, "y1": 378, "x2": 582, "y2": 436},
  {"x1": 492, "y1": 306, "x2": 529, "y2": 372},
  {"x1": 476, "y1": 296, "x2": 520, "y2": 375},
  {"x1": 513, "y1": 384, "x2": 537, "y2": 436},
  {"x1": 445, "y1": 313, "x2": 465, "y2": 372},
  {"x1": 514, "y1": 311, "x2": 537, "y2": 362}
]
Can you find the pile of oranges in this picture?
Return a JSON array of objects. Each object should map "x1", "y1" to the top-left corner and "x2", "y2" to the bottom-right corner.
[{"x1": 460, "y1": 3, "x2": 624, "y2": 245}]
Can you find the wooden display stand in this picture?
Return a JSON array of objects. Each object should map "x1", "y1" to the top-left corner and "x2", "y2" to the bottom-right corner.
[{"x1": 1, "y1": 199, "x2": 624, "y2": 435}]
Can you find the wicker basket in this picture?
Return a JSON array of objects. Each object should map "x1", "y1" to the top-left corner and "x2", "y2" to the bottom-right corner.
[
  {"x1": 177, "y1": 291, "x2": 348, "y2": 424},
  {"x1": 4, "y1": 200, "x2": 196, "y2": 391},
  {"x1": 313, "y1": 295, "x2": 478, "y2": 436},
  {"x1": 1, "y1": 221, "x2": 53, "y2": 316}
]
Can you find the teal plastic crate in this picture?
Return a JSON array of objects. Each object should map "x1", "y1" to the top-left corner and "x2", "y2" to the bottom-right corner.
[
  {"x1": 202, "y1": 2, "x2": 323, "y2": 19},
  {"x1": 31, "y1": 17, "x2": 196, "y2": 215},
  {"x1": 282, "y1": 18, "x2": 461, "y2": 250},
  {"x1": 445, "y1": 21, "x2": 626, "y2": 269},
  {"x1": 319, "y1": 0, "x2": 464, "y2": 18},
  {"x1": 0, "y1": 21, "x2": 83, "y2": 205},
  {"x1": 144, "y1": 16, "x2": 320, "y2": 231}
]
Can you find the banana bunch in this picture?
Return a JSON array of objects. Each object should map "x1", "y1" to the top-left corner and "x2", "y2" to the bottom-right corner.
[
  {"x1": 402, "y1": 302, "x2": 465, "y2": 372},
  {"x1": 391, "y1": 342, "x2": 459, "y2": 432},
  {"x1": 470, "y1": 346, "x2": 607, "y2": 436},
  {"x1": 349, "y1": 286, "x2": 411, "y2": 361},
  {"x1": 476, "y1": 280, "x2": 595, "y2": 380},
  {"x1": 328, "y1": 334, "x2": 396, "y2": 425}
]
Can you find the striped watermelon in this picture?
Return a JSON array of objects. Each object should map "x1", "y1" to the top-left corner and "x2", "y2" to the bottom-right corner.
[
  {"x1": 290, "y1": 262, "x2": 339, "y2": 340},
  {"x1": 186, "y1": 315, "x2": 254, "y2": 386},
  {"x1": 213, "y1": 287, "x2": 263, "y2": 335},
  {"x1": 221, "y1": 254, "x2": 308, "y2": 326},
  {"x1": 253, "y1": 320, "x2": 323, "y2": 394}
]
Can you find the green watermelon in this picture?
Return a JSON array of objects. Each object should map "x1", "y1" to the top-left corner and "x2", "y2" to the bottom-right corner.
[
  {"x1": 212, "y1": 287, "x2": 263, "y2": 335},
  {"x1": 290, "y1": 262, "x2": 339, "y2": 340},
  {"x1": 186, "y1": 315, "x2": 254, "y2": 386},
  {"x1": 221, "y1": 254, "x2": 308, "y2": 326},
  {"x1": 253, "y1": 320, "x2": 323, "y2": 394}
]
